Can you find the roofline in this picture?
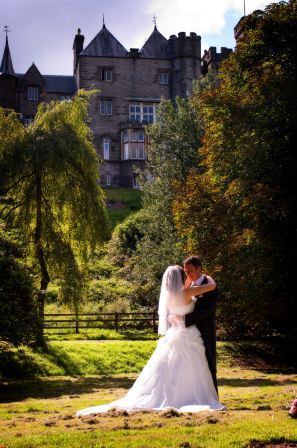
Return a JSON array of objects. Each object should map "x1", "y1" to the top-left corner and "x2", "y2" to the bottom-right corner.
[
  {"x1": 79, "y1": 54, "x2": 202, "y2": 61},
  {"x1": 16, "y1": 73, "x2": 75, "y2": 78},
  {"x1": 79, "y1": 54, "x2": 172, "y2": 61},
  {"x1": 43, "y1": 74, "x2": 76, "y2": 78},
  {"x1": 81, "y1": 25, "x2": 128, "y2": 57}
]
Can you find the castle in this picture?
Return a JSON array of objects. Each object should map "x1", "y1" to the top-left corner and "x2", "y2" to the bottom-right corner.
[{"x1": 0, "y1": 22, "x2": 232, "y2": 188}]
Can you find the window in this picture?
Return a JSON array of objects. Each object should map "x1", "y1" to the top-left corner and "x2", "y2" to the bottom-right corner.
[
  {"x1": 133, "y1": 174, "x2": 140, "y2": 189},
  {"x1": 60, "y1": 95, "x2": 71, "y2": 101},
  {"x1": 124, "y1": 143, "x2": 129, "y2": 160},
  {"x1": 100, "y1": 68, "x2": 113, "y2": 81},
  {"x1": 103, "y1": 137, "x2": 110, "y2": 160},
  {"x1": 129, "y1": 103, "x2": 157, "y2": 124},
  {"x1": 106, "y1": 175, "x2": 111, "y2": 186},
  {"x1": 159, "y1": 71, "x2": 169, "y2": 85},
  {"x1": 122, "y1": 130, "x2": 146, "y2": 160},
  {"x1": 100, "y1": 99, "x2": 112, "y2": 115},
  {"x1": 138, "y1": 143, "x2": 144, "y2": 159},
  {"x1": 24, "y1": 116, "x2": 34, "y2": 126},
  {"x1": 138, "y1": 131, "x2": 144, "y2": 142},
  {"x1": 27, "y1": 86, "x2": 39, "y2": 101}
]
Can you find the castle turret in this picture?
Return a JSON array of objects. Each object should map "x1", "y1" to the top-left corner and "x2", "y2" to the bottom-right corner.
[
  {"x1": 234, "y1": 16, "x2": 248, "y2": 43},
  {"x1": 73, "y1": 28, "x2": 84, "y2": 76},
  {"x1": 169, "y1": 31, "x2": 201, "y2": 98},
  {"x1": 0, "y1": 34, "x2": 18, "y2": 110},
  {"x1": 202, "y1": 46, "x2": 232, "y2": 73}
]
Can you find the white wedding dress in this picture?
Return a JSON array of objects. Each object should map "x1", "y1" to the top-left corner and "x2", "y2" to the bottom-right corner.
[{"x1": 76, "y1": 300, "x2": 224, "y2": 416}]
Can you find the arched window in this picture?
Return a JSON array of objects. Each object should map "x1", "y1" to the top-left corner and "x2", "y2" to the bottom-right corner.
[{"x1": 103, "y1": 137, "x2": 110, "y2": 160}]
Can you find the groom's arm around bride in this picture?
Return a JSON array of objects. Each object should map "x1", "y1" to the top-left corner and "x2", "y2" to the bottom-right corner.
[{"x1": 184, "y1": 256, "x2": 219, "y2": 393}]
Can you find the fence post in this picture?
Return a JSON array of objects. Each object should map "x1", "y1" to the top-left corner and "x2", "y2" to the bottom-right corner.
[
  {"x1": 153, "y1": 310, "x2": 157, "y2": 333},
  {"x1": 75, "y1": 312, "x2": 79, "y2": 334},
  {"x1": 115, "y1": 312, "x2": 118, "y2": 332}
]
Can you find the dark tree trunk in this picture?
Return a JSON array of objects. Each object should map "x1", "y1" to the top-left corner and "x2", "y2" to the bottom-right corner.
[{"x1": 35, "y1": 174, "x2": 50, "y2": 347}]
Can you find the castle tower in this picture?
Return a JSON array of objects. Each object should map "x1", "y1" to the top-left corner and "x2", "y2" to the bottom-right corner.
[
  {"x1": 73, "y1": 28, "x2": 84, "y2": 78},
  {"x1": 202, "y1": 46, "x2": 232, "y2": 72},
  {"x1": 0, "y1": 34, "x2": 18, "y2": 110},
  {"x1": 168, "y1": 32, "x2": 201, "y2": 98}
]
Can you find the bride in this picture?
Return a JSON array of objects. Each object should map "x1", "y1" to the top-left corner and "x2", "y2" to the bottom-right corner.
[{"x1": 76, "y1": 265, "x2": 224, "y2": 416}]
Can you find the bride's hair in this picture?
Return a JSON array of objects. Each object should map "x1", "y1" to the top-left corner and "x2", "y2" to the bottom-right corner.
[
  {"x1": 163, "y1": 265, "x2": 186, "y2": 290},
  {"x1": 158, "y1": 265, "x2": 187, "y2": 335}
]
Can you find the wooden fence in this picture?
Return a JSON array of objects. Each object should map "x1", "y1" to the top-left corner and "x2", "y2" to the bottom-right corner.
[{"x1": 44, "y1": 310, "x2": 158, "y2": 334}]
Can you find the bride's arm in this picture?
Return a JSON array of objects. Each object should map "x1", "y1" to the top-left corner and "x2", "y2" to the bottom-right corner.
[{"x1": 183, "y1": 278, "x2": 216, "y2": 303}]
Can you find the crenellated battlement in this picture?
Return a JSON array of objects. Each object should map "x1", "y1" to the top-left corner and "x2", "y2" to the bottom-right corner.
[
  {"x1": 202, "y1": 46, "x2": 232, "y2": 72},
  {"x1": 168, "y1": 32, "x2": 201, "y2": 59}
]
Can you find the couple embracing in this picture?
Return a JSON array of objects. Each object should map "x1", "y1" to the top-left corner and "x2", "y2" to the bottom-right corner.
[{"x1": 77, "y1": 256, "x2": 225, "y2": 416}]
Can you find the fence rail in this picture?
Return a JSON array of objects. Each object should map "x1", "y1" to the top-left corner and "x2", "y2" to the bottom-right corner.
[{"x1": 44, "y1": 311, "x2": 158, "y2": 333}]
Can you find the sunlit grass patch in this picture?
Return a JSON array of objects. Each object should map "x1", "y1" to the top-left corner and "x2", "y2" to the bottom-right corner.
[
  {"x1": 0, "y1": 340, "x2": 157, "y2": 378},
  {"x1": 0, "y1": 340, "x2": 296, "y2": 447}
]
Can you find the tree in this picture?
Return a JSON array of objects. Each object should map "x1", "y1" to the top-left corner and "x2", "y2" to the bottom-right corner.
[
  {"x1": 0, "y1": 225, "x2": 39, "y2": 345},
  {"x1": 0, "y1": 92, "x2": 108, "y2": 344},
  {"x1": 127, "y1": 97, "x2": 204, "y2": 305},
  {"x1": 173, "y1": 0, "x2": 297, "y2": 337}
]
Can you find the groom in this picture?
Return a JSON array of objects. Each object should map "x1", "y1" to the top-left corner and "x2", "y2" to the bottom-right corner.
[{"x1": 170, "y1": 255, "x2": 219, "y2": 393}]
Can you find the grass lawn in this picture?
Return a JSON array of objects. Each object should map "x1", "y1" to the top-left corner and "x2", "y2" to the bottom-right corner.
[
  {"x1": 104, "y1": 188, "x2": 142, "y2": 230},
  {"x1": 0, "y1": 341, "x2": 296, "y2": 448},
  {"x1": 44, "y1": 328, "x2": 159, "y2": 342}
]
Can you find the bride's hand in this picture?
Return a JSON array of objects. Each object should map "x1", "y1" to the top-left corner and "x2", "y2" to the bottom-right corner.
[{"x1": 168, "y1": 313, "x2": 184, "y2": 327}]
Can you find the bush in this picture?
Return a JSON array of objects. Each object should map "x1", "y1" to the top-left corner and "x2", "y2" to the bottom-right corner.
[
  {"x1": 0, "y1": 235, "x2": 40, "y2": 345},
  {"x1": 108, "y1": 210, "x2": 147, "y2": 263}
]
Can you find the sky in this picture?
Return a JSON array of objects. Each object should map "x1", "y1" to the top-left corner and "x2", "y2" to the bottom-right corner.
[{"x1": 1, "y1": 0, "x2": 275, "y2": 76}]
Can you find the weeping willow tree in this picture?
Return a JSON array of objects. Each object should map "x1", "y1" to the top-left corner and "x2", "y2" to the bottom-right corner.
[{"x1": 0, "y1": 91, "x2": 108, "y2": 344}]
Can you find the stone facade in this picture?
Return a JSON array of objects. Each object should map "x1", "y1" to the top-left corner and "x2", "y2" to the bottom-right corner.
[
  {"x1": 73, "y1": 24, "x2": 207, "y2": 188},
  {"x1": 0, "y1": 23, "x2": 233, "y2": 188}
]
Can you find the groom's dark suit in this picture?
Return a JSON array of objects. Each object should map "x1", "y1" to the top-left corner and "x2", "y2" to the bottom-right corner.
[{"x1": 184, "y1": 275, "x2": 219, "y2": 393}]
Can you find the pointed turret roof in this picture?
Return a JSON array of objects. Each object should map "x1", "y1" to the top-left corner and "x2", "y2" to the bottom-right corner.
[
  {"x1": 81, "y1": 24, "x2": 127, "y2": 57},
  {"x1": 0, "y1": 36, "x2": 15, "y2": 75},
  {"x1": 23, "y1": 62, "x2": 44, "y2": 79},
  {"x1": 140, "y1": 27, "x2": 170, "y2": 59},
  {"x1": 19, "y1": 62, "x2": 46, "y2": 91}
]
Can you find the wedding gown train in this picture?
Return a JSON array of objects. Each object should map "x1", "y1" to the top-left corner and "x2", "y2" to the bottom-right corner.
[{"x1": 76, "y1": 301, "x2": 225, "y2": 416}]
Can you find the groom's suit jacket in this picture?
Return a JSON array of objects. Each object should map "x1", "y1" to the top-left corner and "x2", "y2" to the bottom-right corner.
[{"x1": 184, "y1": 275, "x2": 219, "y2": 393}]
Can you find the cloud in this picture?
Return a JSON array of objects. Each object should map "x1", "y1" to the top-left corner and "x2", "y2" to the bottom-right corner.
[{"x1": 143, "y1": 0, "x2": 273, "y2": 37}]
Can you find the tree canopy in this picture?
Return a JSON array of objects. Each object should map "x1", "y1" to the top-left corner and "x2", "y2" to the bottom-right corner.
[
  {"x1": 173, "y1": 0, "x2": 297, "y2": 336},
  {"x1": 0, "y1": 91, "x2": 108, "y2": 343}
]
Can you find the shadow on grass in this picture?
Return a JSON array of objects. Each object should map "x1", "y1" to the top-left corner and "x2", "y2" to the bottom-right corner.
[
  {"x1": 0, "y1": 375, "x2": 134, "y2": 403},
  {"x1": 246, "y1": 437, "x2": 297, "y2": 447},
  {"x1": 218, "y1": 377, "x2": 297, "y2": 387},
  {"x1": 220, "y1": 340, "x2": 297, "y2": 373}
]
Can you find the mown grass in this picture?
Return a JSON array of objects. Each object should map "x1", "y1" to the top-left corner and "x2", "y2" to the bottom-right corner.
[
  {"x1": 44, "y1": 328, "x2": 159, "y2": 342},
  {"x1": 0, "y1": 340, "x2": 157, "y2": 378},
  {"x1": 0, "y1": 341, "x2": 296, "y2": 448}
]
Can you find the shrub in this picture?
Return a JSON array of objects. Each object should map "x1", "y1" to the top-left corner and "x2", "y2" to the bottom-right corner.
[
  {"x1": 0, "y1": 235, "x2": 40, "y2": 345},
  {"x1": 108, "y1": 210, "x2": 147, "y2": 263}
]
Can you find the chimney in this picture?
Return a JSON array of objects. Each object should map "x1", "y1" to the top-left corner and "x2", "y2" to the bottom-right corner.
[
  {"x1": 73, "y1": 28, "x2": 84, "y2": 74},
  {"x1": 129, "y1": 48, "x2": 140, "y2": 58}
]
